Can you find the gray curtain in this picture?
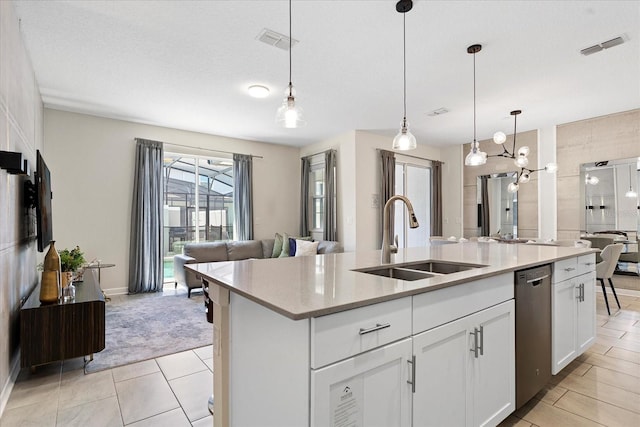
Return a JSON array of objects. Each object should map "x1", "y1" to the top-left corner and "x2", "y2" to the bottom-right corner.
[
  {"x1": 480, "y1": 175, "x2": 490, "y2": 237},
  {"x1": 128, "y1": 138, "x2": 164, "y2": 293},
  {"x1": 324, "y1": 150, "x2": 337, "y2": 241},
  {"x1": 431, "y1": 161, "x2": 443, "y2": 236},
  {"x1": 300, "y1": 156, "x2": 311, "y2": 236},
  {"x1": 380, "y1": 150, "x2": 396, "y2": 244},
  {"x1": 233, "y1": 153, "x2": 253, "y2": 240}
]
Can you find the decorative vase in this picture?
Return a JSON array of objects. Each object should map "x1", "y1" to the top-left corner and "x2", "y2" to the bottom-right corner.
[
  {"x1": 39, "y1": 270, "x2": 60, "y2": 304},
  {"x1": 43, "y1": 240, "x2": 61, "y2": 286}
]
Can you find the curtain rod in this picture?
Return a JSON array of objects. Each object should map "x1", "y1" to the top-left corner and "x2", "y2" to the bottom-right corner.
[
  {"x1": 302, "y1": 148, "x2": 336, "y2": 159},
  {"x1": 376, "y1": 148, "x2": 444, "y2": 164},
  {"x1": 160, "y1": 141, "x2": 264, "y2": 159}
]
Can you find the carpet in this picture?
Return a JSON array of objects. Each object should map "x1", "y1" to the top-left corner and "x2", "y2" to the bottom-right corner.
[{"x1": 86, "y1": 291, "x2": 212, "y2": 373}]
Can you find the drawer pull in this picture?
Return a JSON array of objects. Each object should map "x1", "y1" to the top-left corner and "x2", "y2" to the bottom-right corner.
[
  {"x1": 564, "y1": 267, "x2": 576, "y2": 272},
  {"x1": 359, "y1": 323, "x2": 391, "y2": 335}
]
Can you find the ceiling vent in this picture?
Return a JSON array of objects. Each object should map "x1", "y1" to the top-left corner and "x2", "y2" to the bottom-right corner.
[
  {"x1": 256, "y1": 28, "x2": 298, "y2": 51},
  {"x1": 580, "y1": 36, "x2": 625, "y2": 56}
]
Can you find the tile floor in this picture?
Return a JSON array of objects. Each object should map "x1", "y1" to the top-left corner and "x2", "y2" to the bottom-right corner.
[
  {"x1": 2, "y1": 281, "x2": 639, "y2": 427},
  {"x1": 0, "y1": 345, "x2": 213, "y2": 427}
]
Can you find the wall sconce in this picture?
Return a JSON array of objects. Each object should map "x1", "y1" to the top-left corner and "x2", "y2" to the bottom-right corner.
[
  {"x1": 586, "y1": 205, "x2": 594, "y2": 210},
  {"x1": 599, "y1": 205, "x2": 606, "y2": 209},
  {"x1": 0, "y1": 151, "x2": 30, "y2": 175}
]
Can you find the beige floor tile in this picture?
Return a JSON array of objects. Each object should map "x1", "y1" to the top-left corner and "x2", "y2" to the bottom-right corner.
[
  {"x1": 582, "y1": 352, "x2": 640, "y2": 378},
  {"x1": 168, "y1": 370, "x2": 213, "y2": 422},
  {"x1": 596, "y1": 327, "x2": 625, "y2": 338},
  {"x1": 554, "y1": 390, "x2": 640, "y2": 427},
  {"x1": 112, "y1": 359, "x2": 159, "y2": 383},
  {"x1": 554, "y1": 373, "x2": 640, "y2": 414},
  {"x1": 534, "y1": 383, "x2": 568, "y2": 405},
  {"x1": 58, "y1": 370, "x2": 116, "y2": 410},
  {"x1": 0, "y1": 398, "x2": 58, "y2": 427},
  {"x1": 621, "y1": 330, "x2": 640, "y2": 343},
  {"x1": 156, "y1": 350, "x2": 207, "y2": 381},
  {"x1": 193, "y1": 345, "x2": 213, "y2": 361},
  {"x1": 605, "y1": 346, "x2": 640, "y2": 364},
  {"x1": 203, "y1": 358, "x2": 213, "y2": 372},
  {"x1": 126, "y1": 408, "x2": 191, "y2": 427},
  {"x1": 583, "y1": 365, "x2": 640, "y2": 394},
  {"x1": 56, "y1": 395, "x2": 122, "y2": 427},
  {"x1": 191, "y1": 414, "x2": 214, "y2": 427},
  {"x1": 497, "y1": 414, "x2": 533, "y2": 427},
  {"x1": 588, "y1": 342, "x2": 611, "y2": 355},
  {"x1": 115, "y1": 371, "x2": 179, "y2": 425},
  {"x1": 5, "y1": 368, "x2": 61, "y2": 411},
  {"x1": 514, "y1": 398, "x2": 601, "y2": 427},
  {"x1": 601, "y1": 319, "x2": 640, "y2": 332}
]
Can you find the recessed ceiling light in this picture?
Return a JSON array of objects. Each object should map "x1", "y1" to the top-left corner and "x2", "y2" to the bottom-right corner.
[{"x1": 247, "y1": 85, "x2": 270, "y2": 98}]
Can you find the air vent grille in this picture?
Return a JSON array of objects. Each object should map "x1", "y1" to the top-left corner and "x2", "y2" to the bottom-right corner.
[
  {"x1": 427, "y1": 108, "x2": 450, "y2": 117},
  {"x1": 257, "y1": 28, "x2": 298, "y2": 51},
  {"x1": 581, "y1": 35, "x2": 626, "y2": 56}
]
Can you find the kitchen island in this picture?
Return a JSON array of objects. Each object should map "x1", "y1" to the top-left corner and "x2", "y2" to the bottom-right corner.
[{"x1": 186, "y1": 242, "x2": 597, "y2": 427}]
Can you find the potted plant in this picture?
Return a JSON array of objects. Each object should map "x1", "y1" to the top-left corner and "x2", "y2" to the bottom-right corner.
[{"x1": 59, "y1": 246, "x2": 86, "y2": 287}]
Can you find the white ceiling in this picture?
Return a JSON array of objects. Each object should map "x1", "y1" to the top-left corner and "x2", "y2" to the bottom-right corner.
[{"x1": 12, "y1": 0, "x2": 640, "y2": 148}]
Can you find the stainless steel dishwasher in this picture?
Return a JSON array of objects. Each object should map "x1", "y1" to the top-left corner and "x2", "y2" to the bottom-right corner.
[{"x1": 515, "y1": 264, "x2": 552, "y2": 409}]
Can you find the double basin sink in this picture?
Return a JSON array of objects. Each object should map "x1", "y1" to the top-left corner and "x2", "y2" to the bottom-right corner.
[{"x1": 353, "y1": 260, "x2": 486, "y2": 281}]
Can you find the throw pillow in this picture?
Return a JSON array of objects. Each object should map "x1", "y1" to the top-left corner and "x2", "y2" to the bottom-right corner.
[
  {"x1": 295, "y1": 239, "x2": 319, "y2": 256},
  {"x1": 272, "y1": 233, "x2": 284, "y2": 258},
  {"x1": 279, "y1": 233, "x2": 311, "y2": 257}
]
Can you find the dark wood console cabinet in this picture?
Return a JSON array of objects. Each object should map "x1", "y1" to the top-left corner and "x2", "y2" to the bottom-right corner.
[{"x1": 20, "y1": 270, "x2": 105, "y2": 369}]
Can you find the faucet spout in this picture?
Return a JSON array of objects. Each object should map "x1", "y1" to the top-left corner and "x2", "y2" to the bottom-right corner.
[{"x1": 381, "y1": 195, "x2": 419, "y2": 264}]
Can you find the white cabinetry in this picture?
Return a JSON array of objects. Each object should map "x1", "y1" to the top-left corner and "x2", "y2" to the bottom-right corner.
[
  {"x1": 552, "y1": 254, "x2": 596, "y2": 374},
  {"x1": 311, "y1": 338, "x2": 412, "y2": 427},
  {"x1": 413, "y1": 300, "x2": 515, "y2": 427}
]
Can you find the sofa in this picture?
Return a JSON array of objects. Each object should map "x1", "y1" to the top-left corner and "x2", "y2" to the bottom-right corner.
[{"x1": 174, "y1": 238, "x2": 343, "y2": 297}]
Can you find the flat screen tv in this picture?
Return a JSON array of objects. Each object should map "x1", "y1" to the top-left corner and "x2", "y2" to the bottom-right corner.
[{"x1": 35, "y1": 150, "x2": 53, "y2": 252}]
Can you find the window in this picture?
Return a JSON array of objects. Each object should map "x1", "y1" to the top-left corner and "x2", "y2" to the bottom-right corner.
[
  {"x1": 311, "y1": 164, "x2": 325, "y2": 231},
  {"x1": 394, "y1": 162, "x2": 432, "y2": 248},
  {"x1": 163, "y1": 154, "x2": 234, "y2": 282}
]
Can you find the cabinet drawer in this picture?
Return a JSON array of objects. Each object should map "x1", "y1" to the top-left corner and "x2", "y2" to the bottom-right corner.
[
  {"x1": 554, "y1": 258, "x2": 578, "y2": 283},
  {"x1": 310, "y1": 297, "x2": 411, "y2": 369},
  {"x1": 412, "y1": 273, "x2": 513, "y2": 334},
  {"x1": 578, "y1": 253, "x2": 596, "y2": 275}
]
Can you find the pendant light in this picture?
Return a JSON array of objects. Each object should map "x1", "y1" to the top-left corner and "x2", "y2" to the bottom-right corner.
[
  {"x1": 392, "y1": 0, "x2": 417, "y2": 151},
  {"x1": 276, "y1": 0, "x2": 305, "y2": 128},
  {"x1": 625, "y1": 164, "x2": 638, "y2": 198},
  {"x1": 464, "y1": 44, "x2": 487, "y2": 166}
]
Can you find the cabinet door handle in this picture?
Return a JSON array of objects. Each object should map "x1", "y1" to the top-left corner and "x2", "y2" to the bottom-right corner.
[
  {"x1": 407, "y1": 356, "x2": 416, "y2": 393},
  {"x1": 478, "y1": 325, "x2": 484, "y2": 356},
  {"x1": 470, "y1": 327, "x2": 479, "y2": 358},
  {"x1": 358, "y1": 323, "x2": 390, "y2": 335},
  {"x1": 575, "y1": 284, "x2": 582, "y2": 300},
  {"x1": 581, "y1": 283, "x2": 585, "y2": 302}
]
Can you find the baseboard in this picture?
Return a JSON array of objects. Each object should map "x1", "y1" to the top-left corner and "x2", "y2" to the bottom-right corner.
[
  {"x1": 0, "y1": 351, "x2": 21, "y2": 419},
  {"x1": 102, "y1": 286, "x2": 128, "y2": 296}
]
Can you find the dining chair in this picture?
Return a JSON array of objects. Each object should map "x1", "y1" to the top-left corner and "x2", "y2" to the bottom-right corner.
[{"x1": 596, "y1": 244, "x2": 625, "y2": 315}]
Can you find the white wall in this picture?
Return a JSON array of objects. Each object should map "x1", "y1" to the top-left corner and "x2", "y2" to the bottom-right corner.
[
  {"x1": 0, "y1": 1, "x2": 43, "y2": 416},
  {"x1": 440, "y1": 145, "x2": 463, "y2": 238},
  {"x1": 44, "y1": 109, "x2": 301, "y2": 295}
]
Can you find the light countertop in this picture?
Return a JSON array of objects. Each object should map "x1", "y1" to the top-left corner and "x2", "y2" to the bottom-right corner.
[{"x1": 186, "y1": 242, "x2": 597, "y2": 320}]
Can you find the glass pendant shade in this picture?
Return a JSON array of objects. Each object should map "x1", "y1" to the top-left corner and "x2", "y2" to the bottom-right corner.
[
  {"x1": 507, "y1": 182, "x2": 519, "y2": 193},
  {"x1": 465, "y1": 143, "x2": 487, "y2": 166},
  {"x1": 276, "y1": 85, "x2": 305, "y2": 128},
  {"x1": 517, "y1": 146, "x2": 530, "y2": 157},
  {"x1": 625, "y1": 189, "x2": 638, "y2": 198},
  {"x1": 514, "y1": 155, "x2": 529, "y2": 168},
  {"x1": 493, "y1": 131, "x2": 507, "y2": 145},
  {"x1": 519, "y1": 172, "x2": 531, "y2": 183},
  {"x1": 393, "y1": 119, "x2": 417, "y2": 150}
]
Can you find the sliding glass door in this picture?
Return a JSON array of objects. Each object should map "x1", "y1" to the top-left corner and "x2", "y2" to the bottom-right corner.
[{"x1": 163, "y1": 154, "x2": 234, "y2": 282}]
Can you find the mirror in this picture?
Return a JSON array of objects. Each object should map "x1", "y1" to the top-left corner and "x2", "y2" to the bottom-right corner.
[
  {"x1": 581, "y1": 158, "x2": 640, "y2": 236},
  {"x1": 477, "y1": 173, "x2": 518, "y2": 239},
  {"x1": 581, "y1": 157, "x2": 639, "y2": 279}
]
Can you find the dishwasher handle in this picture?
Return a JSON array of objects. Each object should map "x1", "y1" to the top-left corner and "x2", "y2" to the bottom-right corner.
[{"x1": 526, "y1": 274, "x2": 549, "y2": 285}]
